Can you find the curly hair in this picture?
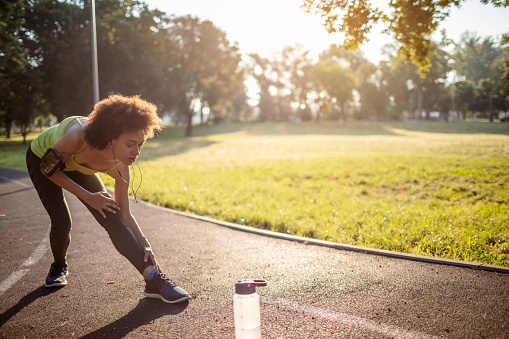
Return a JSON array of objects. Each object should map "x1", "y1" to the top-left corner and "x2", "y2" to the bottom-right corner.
[{"x1": 85, "y1": 94, "x2": 162, "y2": 150}]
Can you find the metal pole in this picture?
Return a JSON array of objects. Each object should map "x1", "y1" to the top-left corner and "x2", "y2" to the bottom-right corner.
[{"x1": 91, "y1": 0, "x2": 99, "y2": 104}]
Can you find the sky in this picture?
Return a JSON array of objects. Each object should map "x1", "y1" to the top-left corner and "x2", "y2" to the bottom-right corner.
[{"x1": 144, "y1": 0, "x2": 509, "y2": 64}]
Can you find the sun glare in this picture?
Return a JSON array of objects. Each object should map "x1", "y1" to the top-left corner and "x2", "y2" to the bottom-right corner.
[
  {"x1": 148, "y1": 0, "x2": 344, "y2": 59},
  {"x1": 148, "y1": 0, "x2": 509, "y2": 65}
]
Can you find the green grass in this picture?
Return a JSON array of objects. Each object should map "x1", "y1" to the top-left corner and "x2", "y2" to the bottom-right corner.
[
  {"x1": 0, "y1": 133, "x2": 36, "y2": 169},
  {"x1": 3, "y1": 121, "x2": 509, "y2": 266}
]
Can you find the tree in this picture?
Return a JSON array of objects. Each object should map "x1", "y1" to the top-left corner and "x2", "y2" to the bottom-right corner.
[
  {"x1": 165, "y1": 16, "x2": 242, "y2": 136},
  {"x1": 473, "y1": 78, "x2": 497, "y2": 116},
  {"x1": 375, "y1": 44, "x2": 421, "y2": 120},
  {"x1": 377, "y1": 39, "x2": 449, "y2": 120},
  {"x1": 197, "y1": 20, "x2": 244, "y2": 124},
  {"x1": 420, "y1": 41, "x2": 450, "y2": 118},
  {"x1": 269, "y1": 46, "x2": 301, "y2": 122},
  {"x1": 319, "y1": 44, "x2": 368, "y2": 72},
  {"x1": 452, "y1": 32, "x2": 503, "y2": 85},
  {"x1": 1, "y1": 0, "x2": 245, "y2": 139},
  {"x1": 302, "y1": 0, "x2": 509, "y2": 76},
  {"x1": 356, "y1": 62, "x2": 385, "y2": 120},
  {"x1": 230, "y1": 91, "x2": 252, "y2": 122},
  {"x1": 246, "y1": 53, "x2": 276, "y2": 122},
  {"x1": 310, "y1": 59, "x2": 359, "y2": 121},
  {"x1": 96, "y1": 0, "x2": 172, "y2": 105},
  {"x1": 320, "y1": 45, "x2": 385, "y2": 120},
  {"x1": 491, "y1": 33, "x2": 509, "y2": 110},
  {"x1": 287, "y1": 46, "x2": 314, "y2": 121},
  {"x1": 23, "y1": 0, "x2": 93, "y2": 120},
  {"x1": 453, "y1": 80, "x2": 475, "y2": 116},
  {"x1": 0, "y1": 0, "x2": 39, "y2": 139},
  {"x1": 246, "y1": 46, "x2": 314, "y2": 122}
]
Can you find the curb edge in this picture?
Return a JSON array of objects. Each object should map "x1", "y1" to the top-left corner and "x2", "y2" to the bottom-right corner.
[{"x1": 137, "y1": 199, "x2": 509, "y2": 275}]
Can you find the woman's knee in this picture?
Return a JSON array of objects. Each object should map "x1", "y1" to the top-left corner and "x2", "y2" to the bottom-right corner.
[{"x1": 49, "y1": 213, "x2": 72, "y2": 233}]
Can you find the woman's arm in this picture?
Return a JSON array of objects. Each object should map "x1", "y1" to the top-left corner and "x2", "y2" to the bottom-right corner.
[
  {"x1": 111, "y1": 163, "x2": 160, "y2": 271},
  {"x1": 47, "y1": 171, "x2": 120, "y2": 218},
  {"x1": 46, "y1": 124, "x2": 120, "y2": 218}
]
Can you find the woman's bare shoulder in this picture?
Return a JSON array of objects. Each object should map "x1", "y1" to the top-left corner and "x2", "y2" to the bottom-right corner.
[
  {"x1": 64, "y1": 117, "x2": 88, "y2": 132},
  {"x1": 55, "y1": 120, "x2": 87, "y2": 154}
]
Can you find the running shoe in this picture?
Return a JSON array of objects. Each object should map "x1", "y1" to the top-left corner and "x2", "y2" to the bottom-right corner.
[
  {"x1": 45, "y1": 262, "x2": 68, "y2": 288},
  {"x1": 144, "y1": 271, "x2": 190, "y2": 303}
]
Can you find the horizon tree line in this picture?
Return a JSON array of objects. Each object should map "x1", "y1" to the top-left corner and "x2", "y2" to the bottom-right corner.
[{"x1": 1, "y1": 0, "x2": 509, "y2": 142}]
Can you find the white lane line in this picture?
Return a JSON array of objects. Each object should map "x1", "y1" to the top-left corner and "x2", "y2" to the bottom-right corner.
[
  {"x1": 21, "y1": 228, "x2": 50, "y2": 268},
  {"x1": 0, "y1": 229, "x2": 49, "y2": 296},
  {"x1": 264, "y1": 297, "x2": 440, "y2": 339},
  {"x1": 0, "y1": 269, "x2": 31, "y2": 296},
  {"x1": 0, "y1": 175, "x2": 50, "y2": 296}
]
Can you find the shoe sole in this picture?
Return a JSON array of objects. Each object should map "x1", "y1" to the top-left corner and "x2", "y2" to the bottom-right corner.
[
  {"x1": 45, "y1": 281, "x2": 67, "y2": 288},
  {"x1": 143, "y1": 292, "x2": 190, "y2": 304}
]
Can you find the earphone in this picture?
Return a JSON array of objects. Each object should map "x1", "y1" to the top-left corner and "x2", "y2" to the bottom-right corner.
[{"x1": 110, "y1": 140, "x2": 142, "y2": 202}]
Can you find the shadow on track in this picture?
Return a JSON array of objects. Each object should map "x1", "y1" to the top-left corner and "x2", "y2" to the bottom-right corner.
[
  {"x1": 0, "y1": 285, "x2": 61, "y2": 327},
  {"x1": 0, "y1": 186, "x2": 34, "y2": 197},
  {"x1": 79, "y1": 298, "x2": 188, "y2": 338}
]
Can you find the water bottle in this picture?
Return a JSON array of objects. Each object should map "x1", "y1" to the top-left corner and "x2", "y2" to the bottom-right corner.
[{"x1": 233, "y1": 279, "x2": 267, "y2": 339}]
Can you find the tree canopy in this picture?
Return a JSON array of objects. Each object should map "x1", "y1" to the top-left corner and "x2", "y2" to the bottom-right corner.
[
  {"x1": 1, "y1": 0, "x2": 508, "y2": 140},
  {"x1": 302, "y1": 0, "x2": 509, "y2": 76},
  {"x1": 0, "y1": 0, "x2": 245, "y2": 138}
]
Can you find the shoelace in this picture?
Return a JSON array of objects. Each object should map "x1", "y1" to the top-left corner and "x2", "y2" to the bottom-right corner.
[
  {"x1": 51, "y1": 264, "x2": 67, "y2": 275},
  {"x1": 157, "y1": 273, "x2": 177, "y2": 287}
]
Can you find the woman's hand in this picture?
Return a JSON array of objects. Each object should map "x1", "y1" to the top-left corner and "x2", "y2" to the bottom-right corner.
[
  {"x1": 86, "y1": 191, "x2": 121, "y2": 218},
  {"x1": 144, "y1": 246, "x2": 160, "y2": 272}
]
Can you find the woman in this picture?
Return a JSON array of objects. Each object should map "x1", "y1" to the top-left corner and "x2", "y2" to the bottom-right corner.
[{"x1": 26, "y1": 94, "x2": 190, "y2": 304}]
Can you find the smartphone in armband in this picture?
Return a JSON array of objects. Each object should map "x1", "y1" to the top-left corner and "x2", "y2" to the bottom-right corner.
[{"x1": 40, "y1": 148, "x2": 65, "y2": 177}]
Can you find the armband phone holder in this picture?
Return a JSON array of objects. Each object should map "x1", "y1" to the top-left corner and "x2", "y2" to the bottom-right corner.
[{"x1": 40, "y1": 148, "x2": 64, "y2": 177}]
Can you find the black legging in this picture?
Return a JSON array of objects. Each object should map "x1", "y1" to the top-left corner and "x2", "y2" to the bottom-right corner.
[{"x1": 26, "y1": 147, "x2": 148, "y2": 275}]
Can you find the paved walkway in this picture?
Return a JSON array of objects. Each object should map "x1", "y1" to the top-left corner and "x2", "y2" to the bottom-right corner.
[{"x1": 1, "y1": 168, "x2": 508, "y2": 338}]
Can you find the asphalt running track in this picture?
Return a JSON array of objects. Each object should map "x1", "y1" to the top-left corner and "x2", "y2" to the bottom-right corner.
[{"x1": 1, "y1": 167, "x2": 508, "y2": 338}]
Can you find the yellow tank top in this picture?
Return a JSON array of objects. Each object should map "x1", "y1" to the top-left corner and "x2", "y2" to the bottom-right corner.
[
  {"x1": 31, "y1": 116, "x2": 120, "y2": 175},
  {"x1": 31, "y1": 116, "x2": 78, "y2": 158}
]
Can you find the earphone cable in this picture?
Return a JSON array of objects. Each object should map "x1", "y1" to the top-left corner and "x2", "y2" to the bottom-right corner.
[{"x1": 112, "y1": 146, "x2": 142, "y2": 203}]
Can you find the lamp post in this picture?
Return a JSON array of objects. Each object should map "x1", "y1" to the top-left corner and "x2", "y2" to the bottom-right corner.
[{"x1": 91, "y1": 0, "x2": 99, "y2": 104}]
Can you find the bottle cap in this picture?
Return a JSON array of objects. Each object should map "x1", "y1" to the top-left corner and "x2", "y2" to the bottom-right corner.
[{"x1": 235, "y1": 279, "x2": 267, "y2": 294}]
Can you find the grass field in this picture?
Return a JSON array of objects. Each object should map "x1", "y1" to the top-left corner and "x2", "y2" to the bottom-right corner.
[{"x1": 2, "y1": 120, "x2": 509, "y2": 266}]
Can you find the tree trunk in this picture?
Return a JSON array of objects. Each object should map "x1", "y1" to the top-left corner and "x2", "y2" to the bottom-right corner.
[
  {"x1": 417, "y1": 84, "x2": 423, "y2": 120},
  {"x1": 185, "y1": 110, "x2": 193, "y2": 137},
  {"x1": 5, "y1": 118, "x2": 13, "y2": 139},
  {"x1": 21, "y1": 123, "x2": 27, "y2": 145},
  {"x1": 385, "y1": 91, "x2": 389, "y2": 121},
  {"x1": 339, "y1": 102, "x2": 345, "y2": 122}
]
